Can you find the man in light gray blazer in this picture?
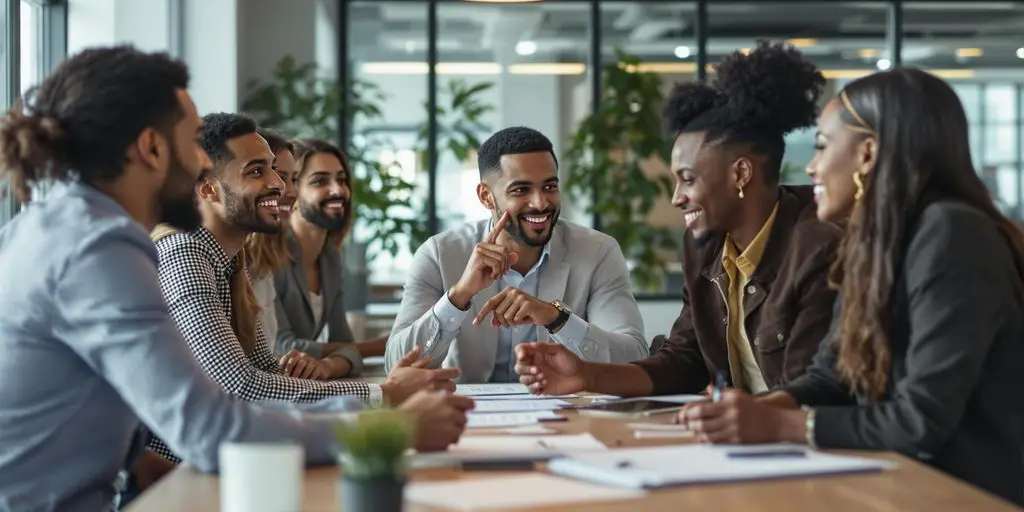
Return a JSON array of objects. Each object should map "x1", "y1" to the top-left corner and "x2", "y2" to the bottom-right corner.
[{"x1": 386, "y1": 127, "x2": 647, "y2": 383}]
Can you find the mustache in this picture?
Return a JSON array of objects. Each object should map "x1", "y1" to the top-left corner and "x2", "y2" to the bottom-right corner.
[
  {"x1": 319, "y1": 196, "x2": 349, "y2": 208},
  {"x1": 516, "y1": 208, "x2": 556, "y2": 218},
  {"x1": 255, "y1": 191, "x2": 281, "y2": 202}
]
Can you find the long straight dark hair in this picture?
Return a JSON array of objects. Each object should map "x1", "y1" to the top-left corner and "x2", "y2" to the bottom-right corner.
[{"x1": 831, "y1": 68, "x2": 1024, "y2": 401}]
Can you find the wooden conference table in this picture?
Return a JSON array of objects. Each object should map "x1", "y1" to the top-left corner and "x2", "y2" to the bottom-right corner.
[{"x1": 128, "y1": 385, "x2": 1021, "y2": 511}]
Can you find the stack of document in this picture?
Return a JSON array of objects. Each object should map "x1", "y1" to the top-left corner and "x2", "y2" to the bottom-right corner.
[
  {"x1": 412, "y1": 433, "x2": 608, "y2": 466},
  {"x1": 456, "y1": 383, "x2": 574, "y2": 429},
  {"x1": 548, "y1": 444, "x2": 897, "y2": 489}
]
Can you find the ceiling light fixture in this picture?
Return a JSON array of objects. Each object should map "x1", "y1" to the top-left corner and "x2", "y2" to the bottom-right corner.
[
  {"x1": 955, "y1": 48, "x2": 983, "y2": 58},
  {"x1": 1016, "y1": 48, "x2": 1024, "y2": 59},
  {"x1": 786, "y1": 38, "x2": 818, "y2": 48},
  {"x1": 515, "y1": 40, "x2": 537, "y2": 56},
  {"x1": 462, "y1": 0, "x2": 542, "y2": 3},
  {"x1": 876, "y1": 58, "x2": 892, "y2": 71},
  {"x1": 857, "y1": 49, "x2": 880, "y2": 59},
  {"x1": 673, "y1": 46, "x2": 691, "y2": 59}
]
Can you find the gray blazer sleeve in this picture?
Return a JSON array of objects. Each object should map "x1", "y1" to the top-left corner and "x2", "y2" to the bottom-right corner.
[
  {"x1": 788, "y1": 204, "x2": 1014, "y2": 457},
  {"x1": 570, "y1": 238, "x2": 648, "y2": 362},
  {"x1": 384, "y1": 238, "x2": 458, "y2": 371}
]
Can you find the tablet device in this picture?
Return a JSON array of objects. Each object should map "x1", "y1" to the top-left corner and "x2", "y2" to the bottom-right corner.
[{"x1": 574, "y1": 398, "x2": 681, "y2": 418}]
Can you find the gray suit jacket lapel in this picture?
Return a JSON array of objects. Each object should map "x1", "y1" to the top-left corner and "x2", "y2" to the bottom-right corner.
[
  {"x1": 536, "y1": 225, "x2": 569, "y2": 343},
  {"x1": 285, "y1": 232, "x2": 318, "y2": 328}
]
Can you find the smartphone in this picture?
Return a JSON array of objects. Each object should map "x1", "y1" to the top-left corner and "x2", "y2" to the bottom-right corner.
[{"x1": 574, "y1": 398, "x2": 681, "y2": 418}]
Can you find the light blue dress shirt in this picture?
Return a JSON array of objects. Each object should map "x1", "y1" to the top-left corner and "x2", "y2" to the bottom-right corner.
[
  {"x1": 431, "y1": 224, "x2": 589, "y2": 383},
  {"x1": 0, "y1": 182, "x2": 360, "y2": 512}
]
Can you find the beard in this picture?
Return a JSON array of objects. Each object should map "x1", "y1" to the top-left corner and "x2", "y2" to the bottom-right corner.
[
  {"x1": 222, "y1": 184, "x2": 281, "y2": 235},
  {"x1": 298, "y1": 196, "x2": 349, "y2": 233},
  {"x1": 158, "y1": 149, "x2": 202, "y2": 232},
  {"x1": 496, "y1": 206, "x2": 559, "y2": 248}
]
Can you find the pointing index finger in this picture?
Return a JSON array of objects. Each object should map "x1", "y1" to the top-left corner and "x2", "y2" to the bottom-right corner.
[{"x1": 487, "y1": 211, "x2": 511, "y2": 244}]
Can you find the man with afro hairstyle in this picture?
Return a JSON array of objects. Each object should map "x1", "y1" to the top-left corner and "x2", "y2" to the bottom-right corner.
[{"x1": 515, "y1": 41, "x2": 844, "y2": 400}]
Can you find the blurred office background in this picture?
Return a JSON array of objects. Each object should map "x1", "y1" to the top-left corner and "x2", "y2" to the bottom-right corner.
[{"x1": 2, "y1": 0, "x2": 1023, "y2": 337}]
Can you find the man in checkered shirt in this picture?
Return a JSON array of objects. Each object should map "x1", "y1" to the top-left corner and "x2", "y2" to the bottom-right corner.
[{"x1": 148, "y1": 113, "x2": 461, "y2": 463}]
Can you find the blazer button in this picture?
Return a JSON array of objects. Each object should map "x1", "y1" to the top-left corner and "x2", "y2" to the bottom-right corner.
[
  {"x1": 776, "y1": 332, "x2": 785, "y2": 342},
  {"x1": 753, "y1": 335, "x2": 760, "y2": 347},
  {"x1": 746, "y1": 285, "x2": 756, "y2": 295},
  {"x1": 721, "y1": 316, "x2": 727, "y2": 325}
]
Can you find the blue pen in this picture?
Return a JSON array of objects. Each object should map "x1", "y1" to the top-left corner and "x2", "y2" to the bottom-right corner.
[{"x1": 713, "y1": 371, "x2": 725, "y2": 402}]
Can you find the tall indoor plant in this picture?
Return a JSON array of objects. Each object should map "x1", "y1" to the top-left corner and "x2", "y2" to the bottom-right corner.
[
  {"x1": 564, "y1": 50, "x2": 678, "y2": 292},
  {"x1": 415, "y1": 78, "x2": 495, "y2": 172}
]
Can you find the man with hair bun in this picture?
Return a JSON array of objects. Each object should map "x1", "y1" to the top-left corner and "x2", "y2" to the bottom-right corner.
[
  {"x1": 0, "y1": 45, "x2": 471, "y2": 512},
  {"x1": 515, "y1": 41, "x2": 844, "y2": 399}
]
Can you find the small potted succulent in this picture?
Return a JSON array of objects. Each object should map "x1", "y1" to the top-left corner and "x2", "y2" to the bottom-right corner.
[{"x1": 333, "y1": 409, "x2": 415, "y2": 512}]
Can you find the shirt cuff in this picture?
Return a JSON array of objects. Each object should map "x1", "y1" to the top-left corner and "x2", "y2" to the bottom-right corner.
[
  {"x1": 550, "y1": 313, "x2": 589, "y2": 355},
  {"x1": 367, "y1": 383, "x2": 384, "y2": 409},
  {"x1": 432, "y1": 292, "x2": 472, "y2": 334}
]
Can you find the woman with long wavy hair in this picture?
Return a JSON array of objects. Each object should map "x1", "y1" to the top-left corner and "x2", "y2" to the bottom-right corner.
[{"x1": 679, "y1": 68, "x2": 1024, "y2": 505}]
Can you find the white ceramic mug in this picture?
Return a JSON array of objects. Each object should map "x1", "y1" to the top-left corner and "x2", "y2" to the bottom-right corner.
[{"x1": 219, "y1": 442, "x2": 304, "y2": 512}]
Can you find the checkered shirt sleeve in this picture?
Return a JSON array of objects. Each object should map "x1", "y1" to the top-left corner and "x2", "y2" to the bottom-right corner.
[{"x1": 146, "y1": 232, "x2": 374, "y2": 463}]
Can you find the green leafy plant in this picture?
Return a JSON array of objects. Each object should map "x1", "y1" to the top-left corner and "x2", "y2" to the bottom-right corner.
[
  {"x1": 415, "y1": 78, "x2": 496, "y2": 172},
  {"x1": 241, "y1": 56, "x2": 427, "y2": 258},
  {"x1": 333, "y1": 410, "x2": 415, "y2": 480},
  {"x1": 564, "y1": 50, "x2": 678, "y2": 291}
]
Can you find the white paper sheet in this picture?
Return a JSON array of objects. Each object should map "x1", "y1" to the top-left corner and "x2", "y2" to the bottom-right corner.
[
  {"x1": 473, "y1": 393, "x2": 578, "y2": 400},
  {"x1": 449, "y1": 433, "x2": 606, "y2": 454},
  {"x1": 405, "y1": 473, "x2": 645, "y2": 510},
  {"x1": 628, "y1": 394, "x2": 705, "y2": 404},
  {"x1": 548, "y1": 444, "x2": 896, "y2": 489},
  {"x1": 412, "y1": 433, "x2": 608, "y2": 466},
  {"x1": 471, "y1": 399, "x2": 571, "y2": 413},
  {"x1": 467, "y1": 411, "x2": 563, "y2": 429},
  {"x1": 455, "y1": 383, "x2": 530, "y2": 396}
]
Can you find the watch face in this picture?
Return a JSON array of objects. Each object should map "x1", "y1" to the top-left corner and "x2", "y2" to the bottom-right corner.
[{"x1": 554, "y1": 300, "x2": 572, "y2": 314}]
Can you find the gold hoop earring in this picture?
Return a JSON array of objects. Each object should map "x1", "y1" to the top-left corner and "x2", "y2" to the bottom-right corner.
[
  {"x1": 738, "y1": 187, "x2": 745, "y2": 199},
  {"x1": 853, "y1": 171, "x2": 867, "y2": 201}
]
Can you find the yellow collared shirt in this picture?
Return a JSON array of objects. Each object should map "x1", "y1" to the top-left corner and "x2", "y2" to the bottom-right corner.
[{"x1": 720, "y1": 203, "x2": 779, "y2": 394}]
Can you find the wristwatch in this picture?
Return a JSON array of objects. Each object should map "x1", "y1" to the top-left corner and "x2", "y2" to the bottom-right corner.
[{"x1": 545, "y1": 300, "x2": 572, "y2": 333}]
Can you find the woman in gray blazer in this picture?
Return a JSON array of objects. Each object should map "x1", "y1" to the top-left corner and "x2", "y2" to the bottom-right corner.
[
  {"x1": 679, "y1": 68, "x2": 1024, "y2": 505},
  {"x1": 273, "y1": 139, "x2": 388, "y2": 379}
]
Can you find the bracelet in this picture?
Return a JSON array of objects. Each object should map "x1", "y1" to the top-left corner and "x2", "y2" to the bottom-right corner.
[{"x1": 801, "y1": 406, "x2": 818, "y2": 449}]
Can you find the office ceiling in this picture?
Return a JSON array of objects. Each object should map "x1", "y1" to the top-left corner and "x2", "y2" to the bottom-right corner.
[{"x1": 349, "y1": 1, "x2": 1024, "y2": 70}]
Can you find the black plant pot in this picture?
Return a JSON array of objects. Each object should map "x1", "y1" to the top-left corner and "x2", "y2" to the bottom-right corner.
[{"x1": 339, "y1": 476, "x2": 405, "y2": 512}]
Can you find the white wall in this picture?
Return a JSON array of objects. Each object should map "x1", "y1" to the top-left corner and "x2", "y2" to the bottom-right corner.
[{"x1": 183, "y1": 0, "x2": 240, "y2": 115}]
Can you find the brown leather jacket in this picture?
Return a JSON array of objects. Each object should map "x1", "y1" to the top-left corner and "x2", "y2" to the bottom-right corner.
[{"x1": 634, "y1": 185, "x2": 843, "y2": 394}]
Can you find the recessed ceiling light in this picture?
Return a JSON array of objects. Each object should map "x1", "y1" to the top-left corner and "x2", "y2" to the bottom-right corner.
[
  {"x1": 515, "y1": 41, "x2": 537, "y2": 56},
  {"x1": 857, "y1": 49, "x2": 880, "y2": 59},
  {"x1": 1016, "y1": 48, "x2": 1024, "y2": 59},
  {"x1": 786, "y1": 38, "x2": 817, "y2": 48},
  {"x1": 673, "y1": 46, "x2": 691, "y2": 59},
  {"x1": 955, "y1": 48, "x2": 983, "y2": 58},
  {"x1": 463, "y1": 0, "x2": 542, "y2": 3},
  {"x1": 876, "y1": 58, "x2": 892, "y2": 70}
]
